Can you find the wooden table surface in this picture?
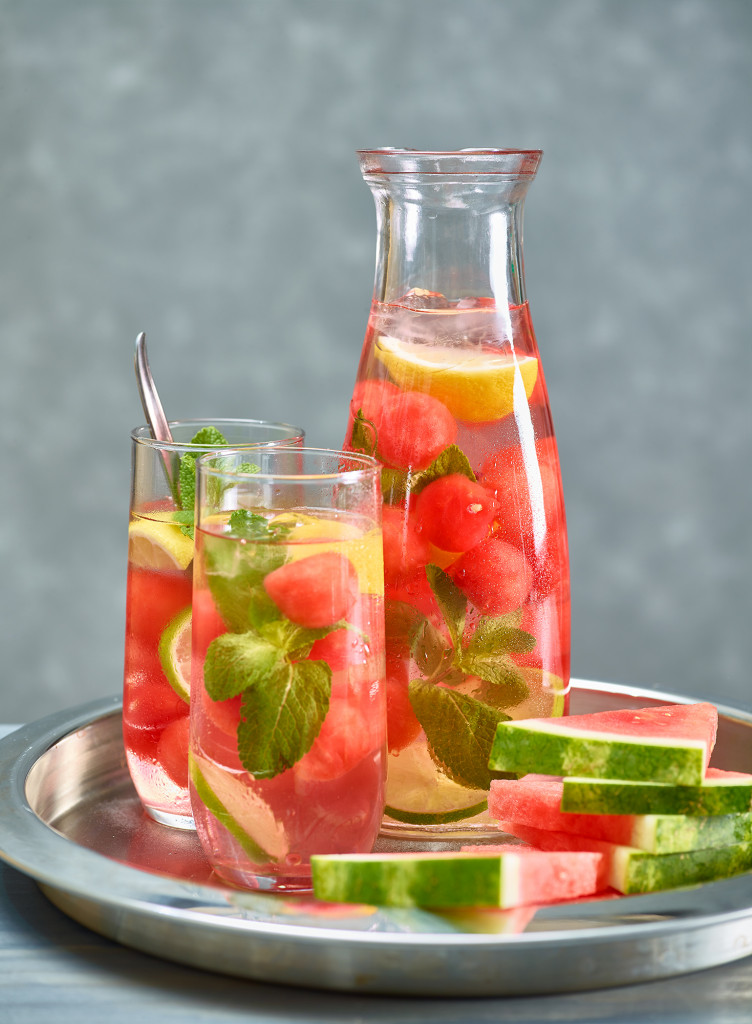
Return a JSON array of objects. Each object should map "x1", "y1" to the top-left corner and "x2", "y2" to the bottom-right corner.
[{"x1": 2, "y1": 724, "x2": 752, "y2": 1024}]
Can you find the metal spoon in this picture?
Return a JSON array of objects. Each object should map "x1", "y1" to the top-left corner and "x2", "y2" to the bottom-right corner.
[
  {"x1": 134, "y1": 331, "x2": 173, "y2": 444},
  {"x1": 134, "y1": 331, "x2": 176, "y2": 492}
]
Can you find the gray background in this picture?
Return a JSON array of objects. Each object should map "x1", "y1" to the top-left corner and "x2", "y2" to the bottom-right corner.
[{"x1": 1, "y1": 0, "x2": 750, "y2": 723}]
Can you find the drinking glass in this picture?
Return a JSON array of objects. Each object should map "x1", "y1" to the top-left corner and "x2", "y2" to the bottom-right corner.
[
  {"x1": 190, "y1": 447, "x2": 386, "y2": 891},
  {"x1": 123, "y1": 418, "x2": 304, "y2": 829}
]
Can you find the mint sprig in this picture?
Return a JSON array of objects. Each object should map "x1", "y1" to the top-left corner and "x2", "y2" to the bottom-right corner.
[
  {"x1": 204, "y1": 613, "x2": 344, "y2": 778},
  {"x1": 385, "y1": 564, "x2": 536, "y2": 789}
]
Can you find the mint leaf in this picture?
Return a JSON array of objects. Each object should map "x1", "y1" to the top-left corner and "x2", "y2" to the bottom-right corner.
[
  {"x1": 349, "y1": 410, "x2": 378, "y2": 457},
  {"x1": 173, "y1": 509, "x2": 196, "y2": 538},
  {"x1": 258, "y1": 618, "x2": 342, "y2": 660},
  {"x1": 408, "y1": 679, "x2": 510, "y2": 791},
  {"x1": 412, "y1": 618, "x2": 451, "y2": 677},
  {"x1": 381, "y1": 466, "x2": 408, "y2": 505},
  {"x1": 465, "y1": 614, "x2": 537, "y2": 658},
  {"x1": 409, "y1": 445, "x2": 476, "y2": 496},
  {"x1": 204, "y1": 534, "x2": 286, "y2": 632},
  {"x1": 237, "y1": 659, "x2": 331, "y2": 778},
  {"x1": 203, "y1": 631, "x2": 288, "y2": 701},
  {"x1": 460, "y1": 657, "x2": 530, "y2": 708},
  {"x1": 229, "y1": 509, "x2": 291, "y2": 542},
  {"x1": 425, "y1": 564, "x2": 466, "y2": 651},
  {"x1": 189, "y1": 426, "x2": 229, "y2": 448},
  {"x1": 174, "y1": 426, "x2": 229, "y2": 537}
]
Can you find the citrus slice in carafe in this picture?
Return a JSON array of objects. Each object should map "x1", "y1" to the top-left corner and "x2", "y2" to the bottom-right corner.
[
  {"x1": 384, "y1": 741, "x2": 489, "y2": 826},
  {"x1": 375, "y1": 336, "x2": 538, "y2": 423},
  {"x1": 507, "y1": 668, "x2": 567, "y2": 720}
]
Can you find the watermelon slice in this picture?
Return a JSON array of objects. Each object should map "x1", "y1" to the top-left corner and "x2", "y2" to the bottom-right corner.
[
  {"x1": 488, "y1": 703, "x2": 718, "y2": 785},
  {"x1": 561, "y1": 767, "x2": 752, "y2": 817},
  {"x1": 489, "y1": 775, "x2": 752, "y2": 855},
  {"x1": 310, "y1": 849, "x2": 602, "y2": 909},
  {"x1": 496, "y1": 821, "x2": 752, "y2": 895}
]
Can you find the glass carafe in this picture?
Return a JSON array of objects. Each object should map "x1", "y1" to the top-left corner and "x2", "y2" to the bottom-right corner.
[{"x1": 345, "y1": 149, "x2": 570, "y2": 839}]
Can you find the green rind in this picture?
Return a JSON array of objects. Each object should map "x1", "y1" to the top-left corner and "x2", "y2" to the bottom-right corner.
[
  {"x1": 158, "y1": 606, "x2": 192, "y2": 703},
  {"x1": 311, "y1": 854, "x2": 505, "y2": 908},
  {"x1": 188, "y1": 754, "x2": 274, "y2": 863},
  {"x1": 615, "y1": 841, "x2": 752, "y2": 894},
  {"x1": 640, "y1": 813, "x2": 752, "y2": 855},
  {"x1": 384, "y1": 799, "x2": 488, "y2": 826},
  {"x1": 488, "y1": 725, "x2": 706, "y2": 785},
  {"x1": 561, "y1": 777, "x2": 752, "y2": 817}
]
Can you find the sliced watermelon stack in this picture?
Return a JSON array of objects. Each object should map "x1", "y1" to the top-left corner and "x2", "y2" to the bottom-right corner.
[
  {"x1": 311, "y1": 701, "x2": 752, "y2": 912},
  {"x1": 487, "y1": 703, "x2": 752, "y2": 894}
]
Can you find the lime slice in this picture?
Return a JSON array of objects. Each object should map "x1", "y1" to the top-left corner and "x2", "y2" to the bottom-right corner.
[
  {"x1": 189, "y1": 752, "x2": 288, "y2": 862},
  {"x1": 158, "y1": 606, "x2": 193, "y2": 703},
  {"x1": 128, "y1": 515, "x2": 194, "y2": 572},
  {"x1": 375, "y1": 335, "x2": 538, "y2": 422},
  {"x1": 508, "y1": 668, "x2": 567, "y2": 720},
  {"x1": 384, "y1": 741, "x2": 490, "y2": 825}
]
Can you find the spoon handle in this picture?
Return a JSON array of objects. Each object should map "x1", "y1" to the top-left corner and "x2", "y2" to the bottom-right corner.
[{"x1": 134, "y1": 332, "x2": 173, "y2": 443}]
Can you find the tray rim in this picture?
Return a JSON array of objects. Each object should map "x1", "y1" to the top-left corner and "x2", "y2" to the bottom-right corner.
[{"x1": 2, "y1": 678, "x2": 752, "y2": 994}]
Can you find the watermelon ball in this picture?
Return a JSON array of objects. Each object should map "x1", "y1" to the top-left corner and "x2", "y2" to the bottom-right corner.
[
  {"x1": 156, "y1": 716, "x2": 191, "y2": 789},
  {"x1": 376, "y1": 391, "x2": 457, "y2": 471},
  {"x1": 308, "y1": 627, "x2": 369, "y2": 674},
  {"x1": 381, "y1": 504, "x2": 431, "y2": 582},
  {"x1": 481, "y1": 437, "x2": 563, "y2": 556},
  {"x1": 385, "y1": 652, "x2": 422, "y2": 754},
  {"x1": 296, "y1": 696, "x2": 382, "y2": 782},
  {"x1": 385, "y1": 568, "x2": 442, "y2": 624},
  {"x1": 413, "y1": 474, "x2": 499, "y2": 553},
  {"x1": 448, "y1": 538, "x2": 533, "y2": 615},
  {"x1": 264, "y1": 552, "x2": 359, "y2": 628},
  {"x1": 349, "y1": 379, "x2": 400, "y2": 426}
]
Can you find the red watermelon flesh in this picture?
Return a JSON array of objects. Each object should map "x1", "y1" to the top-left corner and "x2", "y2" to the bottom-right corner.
[
  {"x1": 524, "y1": 703, "x2": 716, "y2": 751},
  {"x1": 489, "y1": 775, "x2": 640, "y2": 847},
  {"x1": 458, "y1": 846, "x2": 603, "y2": 904}
]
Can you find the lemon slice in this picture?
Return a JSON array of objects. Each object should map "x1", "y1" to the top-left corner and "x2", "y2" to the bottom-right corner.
[
  {"x1": 270, "y1": 513, "x2": 384, "y2": 596},
  {"x1": 158, "y1": 606, "x2": 192, "y2": 703},
  {"x1": 384, "y1": 741, "x2": 490, "y2": 825},
  {"x1": 128, "y1": 516, "x2": 194, "y2": 571},
  {"x1": 375, "y1": 336, "x2": 538, "y2": 422}
]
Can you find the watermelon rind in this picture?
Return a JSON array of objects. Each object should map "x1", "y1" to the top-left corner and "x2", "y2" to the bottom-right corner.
[
  {"x1": 311, "y1": 852, "x2": 514, "y2": 908},
  {"x1": 561, "y1": 774, "x2": 752, "y2": 817},
  {"x1": 613, "y1": 841, "x2": 752, "y2": 894},
  {"x1": 497, "y1": 821, "x2": 752, "y2": 894},
  {"x1": 311, "y1": 849, "x2": 601, "y2": 909},
  {"x1": 631, "y1": 813, "x2": 752, "y2": 855},
  {"x1": 488, "y1": 721, "x2": 706, "y2": 785}
]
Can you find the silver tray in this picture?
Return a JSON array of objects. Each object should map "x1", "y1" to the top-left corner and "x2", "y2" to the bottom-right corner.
[{"x1": 1, "y1": 679, "x2": 752, "y2": 997}]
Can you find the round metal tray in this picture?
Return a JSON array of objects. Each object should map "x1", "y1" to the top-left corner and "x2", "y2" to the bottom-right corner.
[{"x1": 1, "y1": 679, "x2": 752, "y2": 997}]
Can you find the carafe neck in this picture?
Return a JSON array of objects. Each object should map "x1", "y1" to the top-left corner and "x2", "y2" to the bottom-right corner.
[{"x1": 358, "y1": 149, "x2": 541, "y2": 309}]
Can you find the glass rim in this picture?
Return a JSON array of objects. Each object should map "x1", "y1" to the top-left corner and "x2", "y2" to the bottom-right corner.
[
  {"x1": 358, "y1": 148, "x2": 542, "y2": 177},
  {"x1": 195, "y1": 446, "x2": 382, "y2": 484},
  {"x1": 130, "y1": 418, "x2": 305, "y2": 453}
]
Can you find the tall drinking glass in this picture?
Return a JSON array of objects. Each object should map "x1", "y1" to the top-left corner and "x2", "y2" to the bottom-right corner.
[
  {"x1": 123, "y1": 418, "x2": 304, "y2": 829},
  {"x1": 190, "y1": 448, "x2": 386, "y2": 891}
]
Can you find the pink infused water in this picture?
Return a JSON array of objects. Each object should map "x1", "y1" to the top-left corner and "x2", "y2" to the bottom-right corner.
[
  {"x1": 190, "y1": 508, "x2": 386, "y2": 891},
  {"x1": 345, "y1": 294, "x2": 570, "y2": 834}
]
